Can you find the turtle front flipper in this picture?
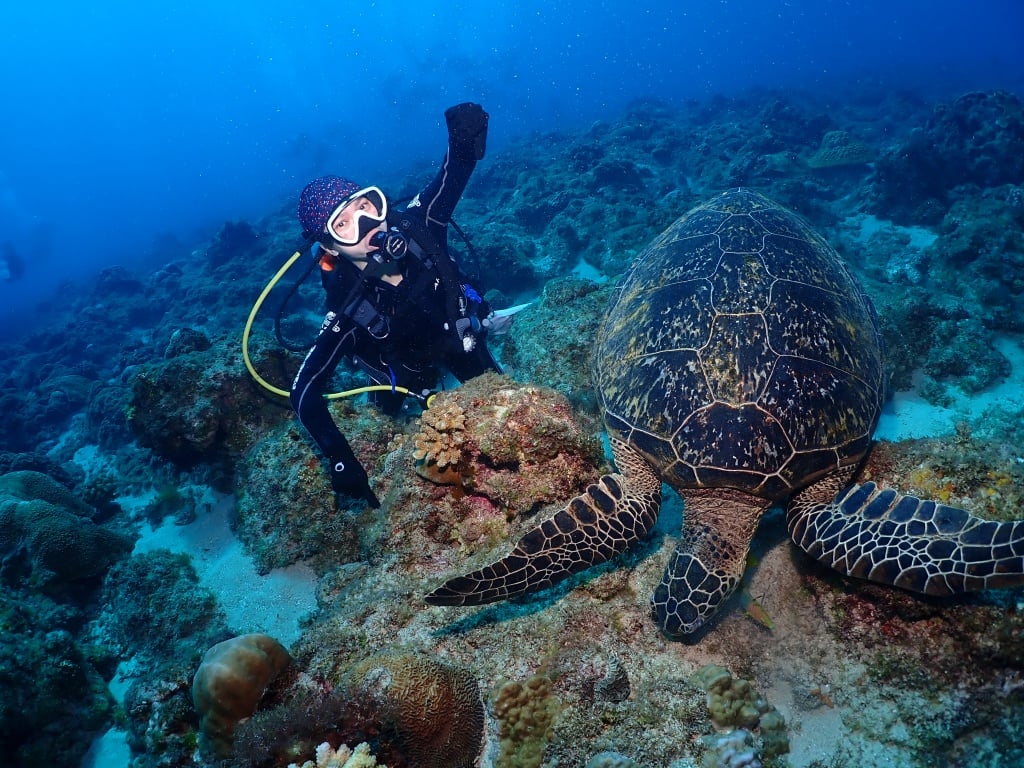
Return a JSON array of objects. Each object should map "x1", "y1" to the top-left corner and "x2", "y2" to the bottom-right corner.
[
  {"x1": 425, "y1": 438, "x2": 662, "y2": 607},
  {"x1": 788, "y1": 480, "x2": 1024, "y2": 594},
  {"x1": 651, "y1": 488, "x2": 771, "y2": 638}
]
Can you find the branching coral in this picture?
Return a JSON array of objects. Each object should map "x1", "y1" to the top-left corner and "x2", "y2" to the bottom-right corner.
[
  {"x1": 690, "y1": 665, "x2": 789, "y2": 759},
  {"x1": 413, "y1": 399, "x2": 468, "y2": 476},
  {"x1": 287, "y1": 741, "x2": 387, "y2": 768},
  {"x1": 493, "y1": 673, "x2": 561, "y2": 768}
]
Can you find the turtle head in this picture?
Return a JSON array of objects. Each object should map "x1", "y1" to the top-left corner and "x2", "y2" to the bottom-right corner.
[
  {"x1": 649, "y1": 489, "x2": 768, "y2": 638},
  {"x1": 650, "y1": 546, "x2": 741, "y2": 638}
]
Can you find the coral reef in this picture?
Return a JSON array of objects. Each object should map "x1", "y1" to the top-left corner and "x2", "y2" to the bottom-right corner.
[
  {"x1": 501, "y1": 277, "x2": 614, "y2": 417},
  {"x1": 411, "y1": 372, "x2": 603, "y2": 508},
  {"x1": 2, "y1": 89, "x2": 1024, "y2": 768},
  {"x1": 0, "y1": 589, "x2": 116, "y2": 768},
  {"x1": 192, "y1": 633, "x2": 293, "y2": 758},
  {"x1": 235, "y1": 419, "x2": 368, "y2": 574},
  {"x1": 93, "y1": 550, "x2": 228, "y2": 662},
  {"x1": 230, "y1": 649, "x2": 483, "y2": 768},
  {"x1": 385, "y1": 373, "x2": 604, "y2": 572},
  {"x1": 207, "y1": 220, "x2": 264, "y2": 268},
  {"x1": 163, "y1": 326, "x2": 213, "y2": 358},
  {"x1": 871, "y1": 90, "x2": 1024, "y2": 224}
]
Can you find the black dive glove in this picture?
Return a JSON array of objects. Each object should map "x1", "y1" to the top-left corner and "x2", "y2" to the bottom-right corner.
[
  {"x1": 445, "y1": 102, "x2": 488, "y2": 161},
  {"x1": 328, "y1": 440, "x2": 380, "y2": 509}
]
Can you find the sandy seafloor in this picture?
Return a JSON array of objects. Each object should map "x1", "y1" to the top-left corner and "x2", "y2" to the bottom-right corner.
[{"x1": 77, "y1": 332, "x2": 1024, "y2": 768}]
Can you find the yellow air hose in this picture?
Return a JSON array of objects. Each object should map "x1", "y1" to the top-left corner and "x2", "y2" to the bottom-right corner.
[{"x1": 242, "y1": 245, "x2": 424, "y2": 402}]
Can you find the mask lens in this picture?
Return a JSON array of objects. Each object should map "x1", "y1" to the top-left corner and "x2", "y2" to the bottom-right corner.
[{"x1": 324, "y1": 186, "x2": 388, "y2": 246}]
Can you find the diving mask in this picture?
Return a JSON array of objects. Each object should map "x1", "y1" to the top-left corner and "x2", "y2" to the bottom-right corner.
[{"x1": 324, "y1": 186, "x2": 388, "y2": 246}]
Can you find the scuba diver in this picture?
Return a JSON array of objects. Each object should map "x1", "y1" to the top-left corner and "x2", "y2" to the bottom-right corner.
[
  {"x1": 291, "y1": 102, "x2": 501, "y2": 508},
  {"x1": 1, "y1": 242, "x2": 25, "y2": 282}
]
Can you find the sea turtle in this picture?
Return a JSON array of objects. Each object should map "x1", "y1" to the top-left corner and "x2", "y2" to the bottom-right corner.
[{"x1": 425, "y1": 188, "x2": 1024, "y2": 637}]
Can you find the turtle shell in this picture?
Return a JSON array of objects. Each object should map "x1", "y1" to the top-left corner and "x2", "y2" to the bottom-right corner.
[{"x1": 595, "y1": 188, "x2": 885, "y2": 500}]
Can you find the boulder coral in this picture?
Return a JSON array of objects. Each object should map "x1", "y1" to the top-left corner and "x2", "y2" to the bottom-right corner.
[
  {"x1": 807, "y1": 130, "x2": 876, "y2": 169},
  {"x1": 0, "y1": 470, "x2": 133, "y2": 592},
  {"x1": 192, "y1": 632, "x2": 292, "y2": 758},
  {"x1": 127, "y1": 335, "x2": 286, "y2": 472},
  {"x1": 345, "y1": 651, "x2": 485, "y2": 768}
]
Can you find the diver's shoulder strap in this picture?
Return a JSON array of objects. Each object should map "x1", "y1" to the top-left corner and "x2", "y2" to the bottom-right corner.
[
  {"x1": 387, "y1": 211, "x2": 471, "y2": 339},
  {"x1": 334, "y1": 259, "x2": 391, "y2": 339}
]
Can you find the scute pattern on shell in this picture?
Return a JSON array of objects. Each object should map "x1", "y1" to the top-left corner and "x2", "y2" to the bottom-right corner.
[{"x1": 595, "y1": 188, "x2": 884, "y2": 500}]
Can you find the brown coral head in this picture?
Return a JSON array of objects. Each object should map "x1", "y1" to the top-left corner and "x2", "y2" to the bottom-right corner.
[
  {"x1": 191, "y1": 632, "x2": 292, "y2": 758},
  {"x1": 347, "y1": 652, "x2": 485, "y2": 768},
  {"x1": 807, "y1": 129, "x2": 876, "y2": 169}
]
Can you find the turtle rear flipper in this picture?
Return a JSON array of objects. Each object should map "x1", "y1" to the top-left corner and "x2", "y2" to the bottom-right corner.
[
  {"x1": 426, "y1": 441, "x2": 662, "y2": 606},
  {"x1": 788, "y1": 480, "x2": 1024, "y2": 594}
]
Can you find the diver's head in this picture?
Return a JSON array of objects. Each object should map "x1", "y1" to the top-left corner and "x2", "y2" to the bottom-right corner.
[{"x1": 298, "y1": 175, "x2": 388, "y2": 258}]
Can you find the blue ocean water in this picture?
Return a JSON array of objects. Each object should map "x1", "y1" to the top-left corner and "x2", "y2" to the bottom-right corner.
[{"x1": 0, "y1": 0, "x2": 1021, "y2": 331}]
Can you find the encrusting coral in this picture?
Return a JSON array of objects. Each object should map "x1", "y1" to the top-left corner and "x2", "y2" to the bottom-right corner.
[{"x1": 192, "y1": 632, "x2": 292, "y2": 758}]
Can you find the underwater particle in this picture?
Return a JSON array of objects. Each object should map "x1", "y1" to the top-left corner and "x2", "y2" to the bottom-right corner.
[
  {"x1": 492, "y1": 672, "x2": 561, "y2": 768},
  {"x1": 346, "y1": 651, "x2": 485, "y2": 768},
  {"x1": 191, "y1": 632, "x2": 292, "y2": 758}
]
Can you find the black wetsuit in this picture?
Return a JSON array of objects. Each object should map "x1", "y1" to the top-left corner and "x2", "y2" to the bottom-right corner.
[{"x1": 290, "y1": 146, "x2": 500, "y2": 465}]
